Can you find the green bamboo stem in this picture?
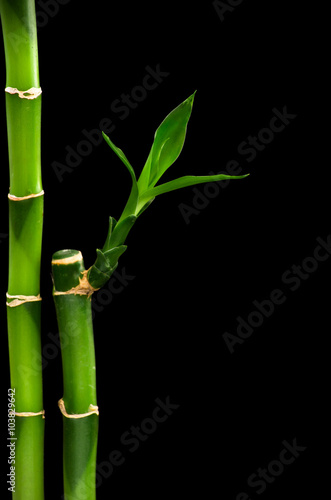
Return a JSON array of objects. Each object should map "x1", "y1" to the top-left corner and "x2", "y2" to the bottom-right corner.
[
  {"x1": 52, "y1": 250, "x2": 98, "y2": 500},
  {"x1": 1, "y1": 1, "x2": 44, "y2": 498}
]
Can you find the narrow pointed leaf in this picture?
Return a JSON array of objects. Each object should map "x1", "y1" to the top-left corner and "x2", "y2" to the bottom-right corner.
[
  {"x1": 102, "y1": 131, "x2": 136, "y2": 180},
  {"x1": 137, "y1": 92, "x2": 196, "y2": 190},
  {"x1": 138, "y1": 173, "x2": 249, "y2": 207},
  {"x1": 102, "y1": 132, "x2": 139, "y2": 218}
]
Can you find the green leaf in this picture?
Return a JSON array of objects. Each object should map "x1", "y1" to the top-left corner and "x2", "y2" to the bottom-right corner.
[
  {"x1": 87, "y1": 248, "x2": 115, "y2": 289},
  {"x1": 102, "y1": 216, "x2": 117, "y2": 252},
  {"x1": 93, "y1": 248, "x2": 112, "y2": 274},
  {"x1": 102, "y1": 132, "x2": 139, "y2": 219},
  {"x1": 102, "y1": 131, "x2": 136, "y2": 179},
  {"x1": 88, "y1": 265, "x2": 116, "y2": 290},
  {"x1": 136, "y1": 198, "x2": 155, "y2": 217},
  {"x1": 107, "y1": 215, "x2": 137, "y2": 248},
  {"x1": 137, "y1": 153, "x2": 152, "y2": 195},
  {"x1": 137, "y1": 173, "x2": 250, "y2": 209},
  {"x1": 137, "y1": 91, "x2": 196, "y2": 191},
  {"x1": 88, "y1": 246, "x2": 128, "y2": 289},
  {"x1": 103, "y1": 245, "x2": 127, "y2": 267}
]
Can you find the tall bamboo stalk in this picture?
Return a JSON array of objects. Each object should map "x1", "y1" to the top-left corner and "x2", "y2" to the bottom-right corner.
[{"x1": 0, "y1": 1, "x2": 44, "y2": 498}]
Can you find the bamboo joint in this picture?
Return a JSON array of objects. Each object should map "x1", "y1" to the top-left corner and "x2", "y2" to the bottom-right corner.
[
  {"x1": 11, "y1": 410, "x2": 45, "y2": 419},
  {"x1": 8, "y1": 190, "x2": 44, "y2": 201},
  {"x1": 58, "y1": 398, "x2": 99, "y2": 419},
  {"x1": 5, "y1": 86, "x2": 42, "y2": 99},
  {"x1": 53, "y1": 270, "x2": 100, "y2": 298},
  {"x1": 6, "y1": 293, "x2": 42, "y2": 307}
]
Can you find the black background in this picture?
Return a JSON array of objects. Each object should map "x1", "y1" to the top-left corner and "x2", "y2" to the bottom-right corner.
[{"x1": 0, "y1": 1, "x2": 327, "y2": 498}]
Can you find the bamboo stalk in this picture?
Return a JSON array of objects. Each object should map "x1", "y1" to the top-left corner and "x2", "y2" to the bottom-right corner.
[
  {"x1": 0, "y1": 1, "x2": 44, "y2": 498},
  {"x1": 52, "y1": 250, "x2": 98, "y2": 500}
]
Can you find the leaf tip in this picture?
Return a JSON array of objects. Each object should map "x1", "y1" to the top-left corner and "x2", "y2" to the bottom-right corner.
[{"x1": 187, "y1": 90, "x2": 197, "y2": 106}]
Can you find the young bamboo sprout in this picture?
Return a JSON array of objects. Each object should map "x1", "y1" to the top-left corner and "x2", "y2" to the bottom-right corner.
[
  {"x1": 52, "y1": 92, "x2": 249, "y2": 499},
  {"x1": 0, "y1": 0, "x2": 44, "y2": 498}
]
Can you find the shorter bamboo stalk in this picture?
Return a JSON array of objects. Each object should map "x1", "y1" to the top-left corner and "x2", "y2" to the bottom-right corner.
[{"x1": 52, "y1": 249, "x2": 98, "y2": 500}]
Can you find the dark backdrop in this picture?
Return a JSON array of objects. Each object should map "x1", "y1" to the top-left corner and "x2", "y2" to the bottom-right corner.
[{"x1": 1, "y1": 1, "x2": 327, "y2": 499}]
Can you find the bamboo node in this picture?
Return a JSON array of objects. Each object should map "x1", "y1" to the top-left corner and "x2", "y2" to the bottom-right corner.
[
  {"x1": 5, "y1": 86, "x2": 42, "y2": 99},
  {"x1": 52, "y1": 251, "x2": 83, "y2": 266},
  {"x1": 14, "y1": 410, "x2": 45, "y2": 419},
  {"x1": 53, "y1": 270, "x2": 99, "y2": 298},
  {"x1": 58, "y1": 398, "x2": 99, "y2": 419},
  {"x1": 6, "y1": 293, "x2": 42, "y2": 308},
  {"x1": 8, "y1": 190, "x2": 44, "y2": 201}
]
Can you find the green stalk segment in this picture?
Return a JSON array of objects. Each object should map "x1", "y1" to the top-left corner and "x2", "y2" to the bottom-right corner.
[
  {"x1": 1, "y1": 1, "x2": 44, "y2": 499},
  {"x1": 7, "y1": 197, "x2": 44, "y2": 500},
  {"x1": 7, "y1": 298, "x2": 44, "y2": 500},
  {"x1": 52, "y1": 250, "x2": 98, "y2": 500}
]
